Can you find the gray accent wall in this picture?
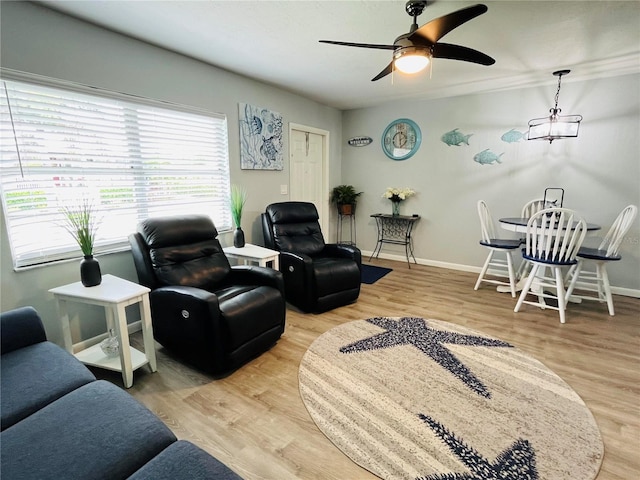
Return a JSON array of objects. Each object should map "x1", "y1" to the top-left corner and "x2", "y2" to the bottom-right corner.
[
  {"x1": 342, "y1": 74, "x2": 640, "y2": 293},
  {"x1": 0, "y1": 1, "x2": 343, "y2": 344}
]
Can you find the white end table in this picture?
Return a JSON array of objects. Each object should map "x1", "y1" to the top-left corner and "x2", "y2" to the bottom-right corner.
[
  {"x1": 49, "y1": 274, "x2": 157, "y2": 388},
  {"x1": 223, "y1": 243, "x2": 280, "y2": 270}
]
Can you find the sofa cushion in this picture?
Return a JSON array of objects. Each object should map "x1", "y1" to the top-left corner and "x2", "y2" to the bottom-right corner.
[
  {"x1": 1, "y1": 341, "x2": 96, "y2": 430},
  {"x1": 129, "y1": 440, "x2": 243, "y2": 479},
  {"x1": 0, "y1": 380, "x2": 176, "y2": 480}
]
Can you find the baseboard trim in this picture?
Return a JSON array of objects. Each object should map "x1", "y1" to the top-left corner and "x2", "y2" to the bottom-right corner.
[{"x1": 361, "y1": 250, "x2": 640, "y2": 299}]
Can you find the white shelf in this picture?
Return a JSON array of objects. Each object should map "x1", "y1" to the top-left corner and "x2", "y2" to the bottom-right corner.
[{"x1": 75, "y1": 343, "x2": 149, "y2": 373}]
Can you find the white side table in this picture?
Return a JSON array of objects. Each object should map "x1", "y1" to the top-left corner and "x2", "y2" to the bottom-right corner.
[
  {"x1": 49, "y1": 274, "x2": 157, "y2": 388},
  {"x1": 223, "y1": 243, "x2": 280, "y2": 270}
]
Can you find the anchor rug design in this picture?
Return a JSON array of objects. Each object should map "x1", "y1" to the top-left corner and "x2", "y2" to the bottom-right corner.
[{"x1": 298, "y1": 317, "x2": 603, "y2": 480}]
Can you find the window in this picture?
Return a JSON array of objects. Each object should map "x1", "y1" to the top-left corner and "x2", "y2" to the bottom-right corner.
[{"x1": 0, "y1": 76, "x2": 231, "y2": 269}]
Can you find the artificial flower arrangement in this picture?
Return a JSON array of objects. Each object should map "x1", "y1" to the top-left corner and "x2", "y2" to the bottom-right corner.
[{"x1": 383, "y1": 187, "x2": 416, "y2": 203}]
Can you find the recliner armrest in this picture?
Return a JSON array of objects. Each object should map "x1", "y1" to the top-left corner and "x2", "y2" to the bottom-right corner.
[
  {"x1": 152, "y1": 285, "x2": 219, "y2": 307},
  {"x1": 1, "y1": 307, "x2": 47, "y2": 355},
  {"x1": 324, "y1": 243, "x2": 362, "y2": 265},
  {"x1": 226, "y1": 265, "x2": 285, "y2": 296}
]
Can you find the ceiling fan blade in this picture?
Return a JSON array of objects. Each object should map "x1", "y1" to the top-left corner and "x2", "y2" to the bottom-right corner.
[
  {"x1": 432, "y1": 43, "x2": 495, "y2": 65},
  {"x1": 371, "y1": 62, "x2": 395, "y2": 82},
  {"x1": 411, "y1": 4, "x2": 488, "y2": 44},
  {"x1": 319, "y1": 40, "x2": 397, "y2": 51}
]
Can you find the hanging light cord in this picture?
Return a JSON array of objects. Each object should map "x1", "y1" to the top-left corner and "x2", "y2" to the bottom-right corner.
[{"x1": 3, "y1": 82, "x2": 24, "y2": 178}]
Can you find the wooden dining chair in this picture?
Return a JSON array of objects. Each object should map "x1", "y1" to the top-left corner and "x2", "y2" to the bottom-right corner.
[
  {"x1": 474, "y1": 200, "x2": 521, "y2": 297},
  {"x1": 514, "y1": 208, "x2": 587, "y2": 324},
  {"x1": 565, "y1": 204, "x2": 637, "y2": 316}
]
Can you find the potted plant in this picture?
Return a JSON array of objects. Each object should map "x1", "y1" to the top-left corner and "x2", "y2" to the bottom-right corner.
[
  {"x1": 330, "y1": 185, "x2": 363, "y2": 215},
  {"x1": 61, "y1": 199, "x2": 102, "y2": 286},
  {"x1": 230, "y1": 184, "x2": 248, "y2": 247}
]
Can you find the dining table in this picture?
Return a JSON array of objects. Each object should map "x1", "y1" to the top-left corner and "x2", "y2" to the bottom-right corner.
[
  {"x1": 499, "y1": 217, "x2": 602, "y2": 233},
  {"x1": 496, "y1": 216, "x2": 601, "y2": 297}
]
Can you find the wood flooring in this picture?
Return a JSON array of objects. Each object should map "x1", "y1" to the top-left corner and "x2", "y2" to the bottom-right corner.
[{"x1": 104, "y1": 259, "x2": 639, "y2": 480}]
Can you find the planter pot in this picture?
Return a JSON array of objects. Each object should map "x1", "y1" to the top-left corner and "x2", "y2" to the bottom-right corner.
[
  {"x1": 233, "y1": 227, "x2": 245, "y2": 248},
  {"x1": 338, "y1": 203, "x2": 355, "y2": 215},
  {"x1": 80, "y1": 255, "x2": 102, "y2": 287}
]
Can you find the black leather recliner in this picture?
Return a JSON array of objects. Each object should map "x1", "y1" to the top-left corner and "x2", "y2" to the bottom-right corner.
[
  {"x1": 261, "y1": 201, "x2": 361, "y2": 313},
  {"x1": 129, "y1": 215, "x2": 286, "y2": 376}
]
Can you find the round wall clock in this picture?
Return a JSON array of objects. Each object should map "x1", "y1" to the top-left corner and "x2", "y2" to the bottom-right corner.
[{"x1": 382, "y1": 118, "x2": 422, "y2": 161}]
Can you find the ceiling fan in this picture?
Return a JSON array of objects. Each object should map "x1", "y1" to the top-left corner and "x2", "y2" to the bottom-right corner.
[{"x1": 319, "y1": 1, "x2": 495, "y2": 81}]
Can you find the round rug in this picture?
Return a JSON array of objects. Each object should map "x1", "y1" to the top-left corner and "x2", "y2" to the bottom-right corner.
[{"x1": 298, "y1": 317, "x2": 603, "y2": 480}]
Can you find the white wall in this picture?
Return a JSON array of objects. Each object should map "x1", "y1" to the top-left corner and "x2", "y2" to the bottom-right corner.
[
  {"x1": 342, "y1": 74, "x2": 640, "y2": 293},
  {"x1": 0, "y1": 1, "x2": 343, "y2": 344}
]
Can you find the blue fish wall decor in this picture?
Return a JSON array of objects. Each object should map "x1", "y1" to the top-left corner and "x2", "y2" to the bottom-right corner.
[
  {"x1": 441, "y1": 128, "x2": 473, "y2": 146},
  {"x1": 474, "y1": 149, "x2": 503, "y2": 165},
  {"x1": 501, "y1": 129, "x2": 526, "y2": 143}
]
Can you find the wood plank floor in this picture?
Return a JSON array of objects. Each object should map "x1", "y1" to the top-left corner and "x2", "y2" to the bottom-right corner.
[{"x1": 103, "y1": 259, "x2": 639, "y2": 480}]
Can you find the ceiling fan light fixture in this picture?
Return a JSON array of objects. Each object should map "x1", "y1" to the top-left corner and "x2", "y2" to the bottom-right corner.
[
  {"x1": 393, "y1": 46, "x2": 431, "y2": 74},
  {"x1": 528, "y1": 70, "x2": 583, "y2": 143}
]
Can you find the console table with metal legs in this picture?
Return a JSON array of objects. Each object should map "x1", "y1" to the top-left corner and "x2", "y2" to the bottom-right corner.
[{"x1": 370, "y1": 213, "x2": 420, "y2": 268}]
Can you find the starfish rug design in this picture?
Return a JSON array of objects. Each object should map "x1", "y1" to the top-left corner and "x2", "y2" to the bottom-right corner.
[
  {"x1": 416, "y1": 414, "x2": 538, "y2": 480},
  {"x1": 339, "y1": 316, "x2": 512, "y2": 398}
]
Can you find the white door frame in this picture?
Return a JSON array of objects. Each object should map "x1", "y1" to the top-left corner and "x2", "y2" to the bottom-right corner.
[{"x1": 289, "y1": 123, "x2": 330, "y2": 235}]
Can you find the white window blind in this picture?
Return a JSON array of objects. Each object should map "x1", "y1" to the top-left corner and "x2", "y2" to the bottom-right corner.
[{"x1": 0, "y1": 78, "x2": 231, "y2": 269}]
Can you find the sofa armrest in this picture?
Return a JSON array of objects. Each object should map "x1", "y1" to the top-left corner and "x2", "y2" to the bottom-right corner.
[{"x1": 1, "y1": 306, "x2": 47, "y2": 355}]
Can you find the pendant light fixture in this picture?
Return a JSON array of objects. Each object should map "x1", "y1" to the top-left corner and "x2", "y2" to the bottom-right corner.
[{"x1": 527, "y1": 70, "x2": 582, "y2": 143}]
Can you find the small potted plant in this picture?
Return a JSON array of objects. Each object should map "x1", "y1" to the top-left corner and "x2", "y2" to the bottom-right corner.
[
  {"x1": 330, "y1": 185, "x2": 363, "y2": 215},
  {"x1": 230, "y1": 184, "x2": 248, "y2": 247},
  {"x1": 61, "y1": 199, "x2": 102, "y2": 286}
]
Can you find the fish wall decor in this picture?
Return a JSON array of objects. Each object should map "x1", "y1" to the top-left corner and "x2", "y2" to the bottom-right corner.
[
  {"x1": 501, "y1": 129, "x2": 526, "y2": 143},
  {"x1": 473, "y1": 149, "x2": 503, "y2": 165},
  {"x1": 441, "y1": 128, "x2": 473, "y2": 146}
]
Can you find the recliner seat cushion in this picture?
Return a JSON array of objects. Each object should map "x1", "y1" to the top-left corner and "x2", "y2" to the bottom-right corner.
[
  {"x1": 313, "y1": 257, "x2": 361, "y2": 298},
  {"x1": 1, "y1": 380, "x2": 176, "y2": 480},
  {"x1": 1, "y1": 342, "x2": 96, "y2": 431},
  {"x1": 217, "y1": 285, "x2": 286, "y2": 351}
]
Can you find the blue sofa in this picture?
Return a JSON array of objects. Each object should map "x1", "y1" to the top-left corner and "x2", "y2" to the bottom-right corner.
[{"x1": 0, "y1": 306, "x2": 242, "y2": 480}]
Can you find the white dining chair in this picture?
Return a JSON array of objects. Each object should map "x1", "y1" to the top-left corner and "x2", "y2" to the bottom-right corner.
[
  {"x1": 521, "y1": 198, "x2": 547, "y2": 218},
  {"x1": 514, "y1": 208, "x2": 587, "y2": 324},
  {"x1": 565, "y1": 204, "x2": 637, "y2": 316},
  {"x1": 474, "y1": 200, "x2": 521, "y2": 297},
  {"x1": 516, "y1": 198, "x2": 548, "y2": 279}
]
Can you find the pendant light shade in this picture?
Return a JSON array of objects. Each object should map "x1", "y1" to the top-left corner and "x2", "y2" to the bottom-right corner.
[{"x1": 528, "y1": 70, "x2": 582, "y2": 143}]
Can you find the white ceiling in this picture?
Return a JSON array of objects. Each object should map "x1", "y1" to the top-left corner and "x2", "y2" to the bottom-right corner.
[{"x1": 36, "y1": 0, "x2": 640, "y2": 110}]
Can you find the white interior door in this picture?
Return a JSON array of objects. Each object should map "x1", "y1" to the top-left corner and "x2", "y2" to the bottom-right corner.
[{"x1": 289, "y1": 124, "x2": 329, "y2": 233}]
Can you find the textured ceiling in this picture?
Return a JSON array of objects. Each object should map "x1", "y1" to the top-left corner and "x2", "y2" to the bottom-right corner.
[{"x1": 36, "y1": 0, "x2": 640, "y2": 110}]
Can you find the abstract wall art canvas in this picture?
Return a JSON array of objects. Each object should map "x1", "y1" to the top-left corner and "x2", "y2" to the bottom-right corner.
[{"x1": 239, "y1": 103, "x2": 284, "y2": 170}]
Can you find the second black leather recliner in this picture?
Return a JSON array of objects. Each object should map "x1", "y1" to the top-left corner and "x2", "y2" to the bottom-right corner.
[
  {"x1": 129, "y1": 215, "x2": 286, "y2": 376},
  {"x1": 262, "y1": 201, "x2": 361, "y2": 313}
]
